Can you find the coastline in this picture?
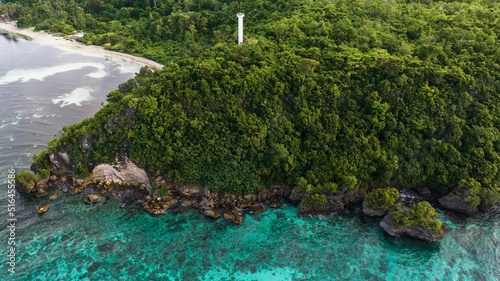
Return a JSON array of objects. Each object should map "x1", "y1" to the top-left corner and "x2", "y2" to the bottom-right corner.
[{"x1": 0, "y1": 21, "x2": 164, "y2": 70}]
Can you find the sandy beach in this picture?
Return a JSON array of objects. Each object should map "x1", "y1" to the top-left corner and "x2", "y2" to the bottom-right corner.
[{"x1": 0, "y1": 21, "x2": 164, "y2": 70}]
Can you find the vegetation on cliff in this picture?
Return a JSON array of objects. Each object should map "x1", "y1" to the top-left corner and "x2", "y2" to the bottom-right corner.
[
  {"x1": 3, "y1": 0, "x2": 500, "y2": 208},
  {"x1": 391, "y1": 201, "x2": 445, "y2": 235},
  {"x1": 366, "y1": 187, "x2": 399, "y2": 212}
]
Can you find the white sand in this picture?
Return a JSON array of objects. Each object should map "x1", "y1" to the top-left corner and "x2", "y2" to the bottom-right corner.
[{"x1": 0, "y1": 21, "x2": 164, "y2": 70}]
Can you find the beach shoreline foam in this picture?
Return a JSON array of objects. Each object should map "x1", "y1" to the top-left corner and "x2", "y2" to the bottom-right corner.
[{"x1": 0, "y1": 21, "x2": 164, "y2": 70}]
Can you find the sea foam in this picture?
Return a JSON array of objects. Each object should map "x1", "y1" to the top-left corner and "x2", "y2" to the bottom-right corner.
[
  {"x1": 0, "y1": 63, "x2": 106, "y2": 85},
  {"x1": 114, "y1": 64, "x2": 141, "y2": 74},
  {"x1": 52, "y1": 87, "x2": 92, "y2": 107}
]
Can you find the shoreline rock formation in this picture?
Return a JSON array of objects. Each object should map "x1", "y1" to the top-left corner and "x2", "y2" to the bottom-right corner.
[
  {"x1": 15, "y1": 151, "x2": 494, "y2": 243},
  {"x1": 380, "y1": 214, "x2": 451, "y2": 242}
]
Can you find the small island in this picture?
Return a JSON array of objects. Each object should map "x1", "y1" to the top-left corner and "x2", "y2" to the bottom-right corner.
[{"x1": 5, "y1": 0, "x2": 500, "y2": 243}]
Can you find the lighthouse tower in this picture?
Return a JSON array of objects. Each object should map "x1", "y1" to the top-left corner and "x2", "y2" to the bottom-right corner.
[{"x1": 237, "y1": 13, "x2": 244, "y2": 44}]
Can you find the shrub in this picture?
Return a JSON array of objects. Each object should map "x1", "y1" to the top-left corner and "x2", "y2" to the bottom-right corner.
[
  {"x1": 458, "y1": 178, "x2": 481, "y2": 207},
  {"x1": 16, "y1": 170, "x2": 37, "y2": 189},
  {"x1": 391, "y1": 201, "x2": 444, "y2": 235},
  {"x1": 32, "y1": 150, "x2": 51, "y2": 170},
  {"x1": 321, "y1": 182, "x2": 339, "y2": 195},
  {"x1": 302, "y1": 193, "x2": 328, "y2": 206},
  {"x1": 366, "y1": 187, "x2": 399, "y2": 211},
  {"x1": 37, "y1": 169, "x2": 50, "y2": 180}
]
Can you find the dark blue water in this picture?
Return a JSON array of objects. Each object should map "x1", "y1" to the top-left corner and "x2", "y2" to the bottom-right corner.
[{"x1": 0, "y1": 32, "x2": 499, "y2": 281}]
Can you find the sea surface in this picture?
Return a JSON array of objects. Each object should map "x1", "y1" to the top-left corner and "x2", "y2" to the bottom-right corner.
[{"x1": 0, "y1": 32, "x2": 499, "y2": 281}]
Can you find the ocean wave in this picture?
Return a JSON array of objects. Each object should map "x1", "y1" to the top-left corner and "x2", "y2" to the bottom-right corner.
[
  {"x1": 114, "y1": 64, "x2": 141, "y2": 74},
  {"x1": 52, "y1": 87, "x2": 93, "y2": 107},
  {"x1": 0, "y1": 63, "x2": 106, "y2": 85}
]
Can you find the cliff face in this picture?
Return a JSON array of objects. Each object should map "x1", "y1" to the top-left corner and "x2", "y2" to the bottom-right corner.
[{"x1": 438, "y1": 194, "x2": 478, "y2": 215}]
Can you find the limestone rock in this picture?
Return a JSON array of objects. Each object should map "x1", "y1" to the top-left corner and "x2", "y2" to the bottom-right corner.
[
  {"x1": 202, "y1": 208, "x2": 221, "y2": 219},
  {"x1": 182, "y1": 199, "x2": 199, "y2": 206},
  {"x1": 161, "y1": 198, "x2": 178, "y2": 209},
  {"x1": 82, "y1": 161, "x2": 151, "y2": 192},
  {"x1": 142, "y1": 196, "x2": 178, "y2": 216},
  {"x1": 74, "y1": 178, "x2": 85, "y2": 186},
  {"x1": 439, "y1": 194, "x2": 478, "y2": 215},
  {"x1": 199, "y1": 198, "x2": 217, "y2": 209},
  {"x1": 69, "y1": 187, "x2": 80, "y2": 195},
  {"x1": 249, "y1": 203, "x2": 266, "y2": 215},
  {"x1": 36, "y1": 203, "x2": 50, "y2": 214},
  {"x1": 340, "y1": 188, "x2": 364, "y2": 206},
  {"x1": 49, "y1": 150, "x2": 75, "y2": 176},
  {"x1": 223, "y1": 208, "x2": 243, "y2": 224},
  {"x1": 84, "y1": 194, "x2": 102, "y2": 204},
  {"x1": 380, "y1": 214, "x2": 450, "y2": 242},
  {"x1": 176, "y1": 185, "x2": 203, "y2": 198}
]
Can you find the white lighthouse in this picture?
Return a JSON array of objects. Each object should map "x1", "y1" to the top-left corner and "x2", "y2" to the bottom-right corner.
[{"x1": 237, "y1": 13, "x2": 244, "y2": 44}]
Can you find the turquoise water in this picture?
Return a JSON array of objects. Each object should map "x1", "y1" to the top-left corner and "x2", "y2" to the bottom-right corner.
[
  {"x1": 1, "y1": 195, "x2": 499, "y2": 280},
  {"x1": 1, "y1": 29, "x2": 499, "y2": 281}
]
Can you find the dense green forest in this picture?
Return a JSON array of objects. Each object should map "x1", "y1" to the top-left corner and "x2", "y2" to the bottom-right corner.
[{"x1": 3, "y1": 0, "x2": 500, "y2": 208}]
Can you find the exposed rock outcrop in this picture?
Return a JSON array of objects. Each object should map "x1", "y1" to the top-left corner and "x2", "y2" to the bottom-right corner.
[
  {"x1": 202, "y1": 208, "x2": 221, "y2": 219},
  {"x1": 223, "y1": 207, "x2": 243, "y2": 224},
  {"x1": 71, "y1": 160, "x2": 152, "y2": 195},
  {"x1": 142, "y1": 195, "x2": 178, "y2": 215},
  {"x1": 49, "y1": 150, "x2": 75, "y2": 177},
  {"x1": 439, "y1": 194, "x2": 478, "y2": 215},
  {"x1": 299, "y1": 196, "x2": 344, "y2": 216},
  {"x1": 84, "y1": 194, "x2": 102, "y2": 204},
  {"x1": 249, "y1": 203, "x2": 266, "y2": 214},
  {"x1": 49, "y1": 194, "x2": 58, "y2": 200},
  {"x1": 176, "y1": 185, "x2": 203, "y2": 198},
  {"x1": 36, "y1": 203, "x2": 50, "y2": 214},
  {"x1": 380, "y1": 214, "x2": 450, "y2": 242},
  {"x1": 16, "y1": 176, "x2": 50, "y2": 194},
  {"x1": 173, "y1": 184, "x2": 287, "y2": 223},
  {"x1": 298, "y1": 189, "x2": 363, "y2": 216}
]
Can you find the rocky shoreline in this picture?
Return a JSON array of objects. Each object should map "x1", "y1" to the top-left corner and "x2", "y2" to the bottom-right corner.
[
  {"x1": 21, "y1": 150, "x2": 367, "y2": 226},
  {"x1": 17, "y1": 150, "x2": 496, "y2": 242}
]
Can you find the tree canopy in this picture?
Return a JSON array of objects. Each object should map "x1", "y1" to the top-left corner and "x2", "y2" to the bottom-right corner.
[{"x1": 4, "y1": 0, "x2": 500, "y2": 202}]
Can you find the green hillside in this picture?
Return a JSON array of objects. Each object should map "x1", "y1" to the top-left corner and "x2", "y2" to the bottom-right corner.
[{"x1": 4, "y1": 0, "x2": 500, "y2": 207}]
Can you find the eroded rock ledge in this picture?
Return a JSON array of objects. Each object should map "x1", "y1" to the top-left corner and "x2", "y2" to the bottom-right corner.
[
  {"x1": 70, "y1": 161, "x2": 152, "y2": 195},
  {"x1": 438, "y1": 193, "x2": 478, "y2": 215},
  {"x1": 16, "y1": 150, "x2": 475, "y2": 241},
  {"x1": 20, "y1": 150, "x2": 369, "y2": 225},
  {"x1": 33, "y1": 151, "x2": 294, "y2": 224},
  {"x1": 380, "y1": 214, "x2": 451, "y2": 242},
  {"x1": 141, "y1": 184, "x2": 288, "y2": 224}
]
